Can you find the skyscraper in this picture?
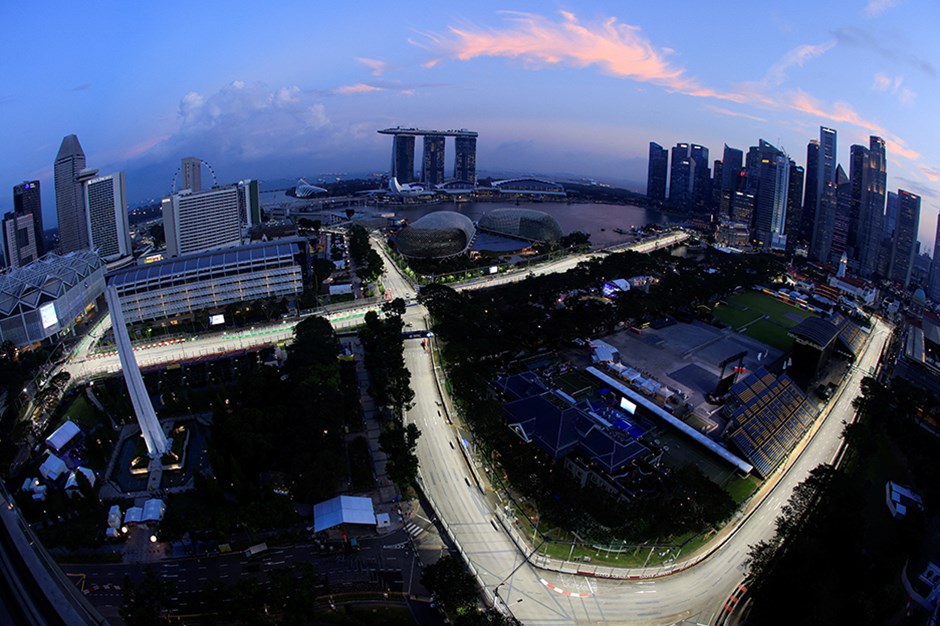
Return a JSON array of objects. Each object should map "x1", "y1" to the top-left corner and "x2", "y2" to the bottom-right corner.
[
  {"x1": 857, "y1": 136, "x2": 887, "y2": 278},
  {"x1": 422, "y1": 135, "x2": 445, "y2": 186},
  {"x1": 238, "y1": 179, "x2": 261, "y2": 227},
  {"x1": 719, "y1": 145, "x2": 743, "y2": 216},
  {"x1": 885, "y1": 191, "x2": 899, "y2": 236},
  {"x1": 454, "y1": 135, "x2": 477, "y2": 183},
  {"x1": 392, "y1": 135, "x2": 416, "y2": 183},
  {"x1": 669, "y1": 143, "x2": 691, "y2": 208},
  {"x1": 811, "y1": 181, "x2": 838, "y2": 263},
  {"x1": 13, "y1": 181, "x2": 45, "y2": 257},
  {"x1": 817, "y1": 126, "x2": 837, "y2": 196},
  {"x1": 785, "y1": 162, "x2": 804, "y2": 254},
  {"x1": 54, "y1": 134, "x2": 89, "y2": 254},
  {"x1": 2, "y1": 211, "x2": 40, "y2": 268},
  {"x1": 646, "y1": 142, "x2": 668, "y2": 204},
  {"x1": 930, "y1": 217, "x2": 940, "y2": 303},
  {"x1": 752, "y1": 140, "x2": 789, "y2": 250},
  {"x1": 689, "y1": 144, "x2": 710, "y2": 212},
  {"x1": 847, "y1": 143, "x2": 869, "y2": 255},
  {"x1": 889, "y1": 190, "x2": 921, "y2": 287},
  {"x1": 831, "y1": 165, "x2": 851, "y2": 262},
  {"x1": 181, "y1": 157, "x2": 202, "y2": 193},
  {"x1": 800, "y1": 140, "x2": 819, "y2": 244},
  {"x1": 162, "y1": 186, "x2": 243, "y2": 257},
  {"x1": 84, "y1": 172, "x2": 132, "y2": 262}
]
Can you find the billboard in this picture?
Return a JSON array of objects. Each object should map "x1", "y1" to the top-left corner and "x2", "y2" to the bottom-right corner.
[
  {"x1": 209, "y1": 314, "x2": 226, "y2": 326},
  {"x1": 619, "y1": 396, "x2": 637, "y2": 415},
  {"x1": 488, "y1": 266, "x2": 498, "y2": 275},
  {"x1": 39, "y1": 302, "x2": 58, "y2": 330}
]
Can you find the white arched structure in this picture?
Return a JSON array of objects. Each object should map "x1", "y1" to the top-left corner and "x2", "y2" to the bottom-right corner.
[{"x1": 105, "y1": 285, "x2": 169, "y2": 457}]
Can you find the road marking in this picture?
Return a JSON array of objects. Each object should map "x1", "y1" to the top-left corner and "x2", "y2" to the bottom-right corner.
[{"x1": 539, "y1": 578, "x2": 591, "y2": 598}]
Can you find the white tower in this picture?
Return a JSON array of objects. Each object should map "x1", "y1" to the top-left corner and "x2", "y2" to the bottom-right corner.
[{"x1": 105, "y1": 286, "x2": 169, "y2": 457}]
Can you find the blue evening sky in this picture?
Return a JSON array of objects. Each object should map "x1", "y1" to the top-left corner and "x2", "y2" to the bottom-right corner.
[{"x1": 1, "y1": 1, "x2": 939, "y2": 248}]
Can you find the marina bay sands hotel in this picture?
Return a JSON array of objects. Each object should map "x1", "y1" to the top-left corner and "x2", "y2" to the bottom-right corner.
[{"x1": 378, "y1": 127, "x2": 477, "y2": 186}]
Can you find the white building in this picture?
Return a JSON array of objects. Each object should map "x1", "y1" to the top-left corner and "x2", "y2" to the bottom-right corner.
[
  {"x1": 162, "y1": 186, "x2": 242, "y2": 257},
  {"x1": 2, "y1": 212, "x2": 40, "y2": 269},
  {"x1": 84, "y1": 172, "x2": 132, "y2": 262}
]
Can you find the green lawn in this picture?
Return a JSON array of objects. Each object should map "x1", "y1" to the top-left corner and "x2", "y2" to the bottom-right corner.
[
  {"x1": 711, "y1": 304, "x2": 762, "y2": 329},
  {"x1": 742, "y1": 319, "x2": 795, "y2": 352},
  {"x1": 55, "y1": 394, "x2": 102, "y2": 431},
  {"x1": 725, "y1": 474, "x2": 763, "y2": 504},
  {"x1": 554, "y1": 370, "x2": 596, "y2": 397}
]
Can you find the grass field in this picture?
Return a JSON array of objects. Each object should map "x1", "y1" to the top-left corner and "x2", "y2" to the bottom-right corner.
[
  {"x1": 554, "y1": 370, "x2": 596, "y2": 397},
  {"x1": 55, "y1": 395, "x2": 101, "y2": 431},
  {"x1": 713, "y1": 290, "x2": 815, "y2": 352}
]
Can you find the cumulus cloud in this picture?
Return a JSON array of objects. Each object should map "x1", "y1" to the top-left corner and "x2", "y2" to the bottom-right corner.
[
  {"x1": 356, "y1": 57, "x2": 388, "y2": 76},
  {"x1": 414, "y1": 10, "x2": 742, "y2": 101},
  {"x1": 165, "y1": 80, "x2": 333, "y2": 162},
  {"x1": 334, "y1": 83, "x2": 385, "y2": 95}
]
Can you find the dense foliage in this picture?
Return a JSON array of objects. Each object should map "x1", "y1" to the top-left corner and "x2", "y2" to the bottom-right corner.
[{"x1": 348, "y1": 224, "x2": 384, "y2": 282}]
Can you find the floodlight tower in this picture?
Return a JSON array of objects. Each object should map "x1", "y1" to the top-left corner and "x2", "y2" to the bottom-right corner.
[{"x1": 105, "y1": 285, "x2": 169, "y2": 457}]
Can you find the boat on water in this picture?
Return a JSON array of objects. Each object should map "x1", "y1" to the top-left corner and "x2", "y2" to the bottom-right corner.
[{"x1": 613, "y1": 227, "x2": 628, "y2": 235}]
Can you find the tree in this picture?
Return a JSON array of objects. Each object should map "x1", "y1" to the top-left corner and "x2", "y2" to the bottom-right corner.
[
  {"x1": 120, "y1": 568, "x2": 175, "y2": 626},
  {"x1": 421, "y1": 555, "x2": 479, "y2": 614},
  {"x1": 379, "y1": 422, "x2": 421, "y2": 488}
]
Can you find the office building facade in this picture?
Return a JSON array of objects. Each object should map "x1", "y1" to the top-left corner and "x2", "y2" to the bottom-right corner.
[
  {"x1": 669, "y1": 143, "x2": 692, "y2": 208},
  {"x1": 84, "y1": 172, "x2": 132, "y2": 262},
  {"x1": 646, "y1": 142, "x2": 668, "y2": 204},
  {"x1": 454, "y1": 135, "x2": 477, "y2": 183},
  {"x1": 857, "y1": 136, "x2": 887, "y2": 278},
  {"x1": 785, "y1": 163, "x2": 804, "y2": 254},
  {"x1": 801, "y1": 140, "x2": 819, "y2": 244},
  {"x1": 54, "y1": 134, "x2": 89, "y2": 254},
  {"x1": 3, "y1": 212, "x2": 40, "y2": 269},
  {"x1": 889, "y1": 190, "x2": 921, "y2": 287},
  {"x1": 13, "y1": 181, "x2": 44, "y2": 257},
  {"x1": 108, "y1": 238, "x2": 307, "y2": 324},
  {"x1": 392, "y1": 135, "x2": 416, "y2": 183},
  {"x1": 422, "y1": 135, "x2": 446, "y2": 185},
  {"x1": 719, "y1": 145, "x2": 744, "y2": 216},
  {"x1": 689, "y1": 144, "x2": 710, "y2": 211},
  {"x1": 162, "y1": 186, "x2": 242, "y2": 257}
]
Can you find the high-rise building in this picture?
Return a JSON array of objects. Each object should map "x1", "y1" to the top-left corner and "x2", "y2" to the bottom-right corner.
[
  {"x1": 422, "y1": 135, "x2": 445, "y2": 186},
  {"x1": 13, "y1": 181, "x2": 44, "y2": 257},
  {"x1": 238, "y1": 179, "x2": 261, "y2": 227},
  {"x1": 752, "y1": 140, "x2": 789, "y2": 250},
  {"x1": 689, "y1": 144, "x2": 710, "y2": 211},
  {"x1": 669, "y1": 143, "x2": 691, "y2": 208},
  {"x1": 54, "y1": 134, "x2": 89, "y2": 254},
  {"x1": 831, "y1": 165, "x2": 851, "y2": 262},
  {"x1": 885, "y1": 191, "x2": 899, "y2": 236},
  {"x1": 785, "y1": 162, "x2": 804, "y2": 254},
  {"x1": 454, "y1": 135, "x2": 477, "y2": 183},
  {"x1": 181, "y1": 157, "x2": 202, "y2": 193},
  {"x1": 857, "y1": 136, "x2": 887, "y2": 278},
  {"x1": 848, "y1": 144, "x2": 869, "y2": 255},
  {"x1": 929, "y1": 216, "x2": 940, "y2": 302},
  {"x1": 2, "y1": 211, "x2": 40, "y2": 268},
  {"x1": 84, "y1": 172, "x2": 131, "y2": 262},
  {"x1": 800, "y1": 140, "x2": 819, "y2": 244},
  {"x1": 711, "y1": 159, "x2": 724, "y2": 210},
  {"x1": 719, "y1": 145, "x2": 744, "y2": 216},
  {"x1": 392, "y1": 135, "x2": 416, "y2": 183},
  {"x1": 731, "y1": 190, "x2": 755, "y2": 227},
  {"x1": 811, "y1": 181, "x2": 838, "y2": 263},
  {"x1": 817, "y1": 126, "x2": 837, "y2": 194},
  {"x1": 646, "y1": 142, "x2": 668, "y2": 204},
  {"x1": 162, "y1": 186, "x2": 243, "y2": 257},
  {"x1": 889, "y1": 190, "x2": 921, "y2": 287}
]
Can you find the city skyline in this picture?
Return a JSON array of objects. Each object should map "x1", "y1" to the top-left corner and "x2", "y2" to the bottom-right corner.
[{"x1": 1, "y1": 2, "x2": 939, "y2": 247}]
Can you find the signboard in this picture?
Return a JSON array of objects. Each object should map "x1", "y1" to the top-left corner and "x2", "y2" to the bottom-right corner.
[
  {"x1": 488, "y1": 266, "x2": 498, "y2": 275},
  {"x1": 619, "y1": 396, "x2": 637, "y2": 415},
  {"x1": 209, "y1": 314, "x2": 226, "y2": 326},
  {"x1": 39, "y1": 302, "x2": 58, "y2": 330}
]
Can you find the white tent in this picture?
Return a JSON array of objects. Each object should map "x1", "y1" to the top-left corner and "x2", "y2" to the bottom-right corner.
[
  {"x1": 38, "y1": 454, "x2": 68, "y2": 481},
  {"x1": 313, "y1": 495, "x2": 376, "y2": 533},
  {"x1": 65, "y1": 467, "x2": 96, "y2": 495},
  {"x1": 45, "y1": 420, "x2": 81, "y2": 453},
  {"x1": 142, "y1": 499, "x2": 166, "y2": 523},
  {"x1": 124, "y1": 507, "x2": 143, "y2": 525},
  {"x1": 108, "y1": 505, "x2": 122, "y2": 529}
]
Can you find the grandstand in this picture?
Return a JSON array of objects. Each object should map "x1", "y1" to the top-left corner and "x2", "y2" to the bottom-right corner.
[{"x1": 724, "y1": 368, "x2": 818, "y2": 478}]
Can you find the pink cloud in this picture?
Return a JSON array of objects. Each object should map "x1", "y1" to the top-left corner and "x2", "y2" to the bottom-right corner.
[
  {"x1": 919, "y1": 165, "x2": 940, "y2": 182},
  {"x1": 356, "y1": 57, "x2": 388, "y2": 76},
  {"x1": 334, "y1": 83, "x2": 385, "y2": 95},
  {"x1": 418, "y1": 11, "x2": 742, "y2": 101}
]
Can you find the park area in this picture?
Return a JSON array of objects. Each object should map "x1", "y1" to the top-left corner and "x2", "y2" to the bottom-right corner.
[{"x1": 712, "y1": 290, "x2": 815, "y2": 352}]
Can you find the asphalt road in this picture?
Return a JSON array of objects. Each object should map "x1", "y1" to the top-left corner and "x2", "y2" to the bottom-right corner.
[{"x1": 59, "y1": 232, "x2": 889, "y2": 625}]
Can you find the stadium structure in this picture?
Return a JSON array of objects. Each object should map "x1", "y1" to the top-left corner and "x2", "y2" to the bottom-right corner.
[
  {"x1": 0, "y1": 251, "x2": 105, "y2": 348},
  {"x1": 394, "y1": 211, "x2": 477, "y2": 259},
  {"x1": 478, "y1": 208, "x2": 563, "y2": 242}
]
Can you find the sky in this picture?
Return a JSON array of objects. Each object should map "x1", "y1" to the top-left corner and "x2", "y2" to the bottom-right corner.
[{"x1": 2, "y1": 1, "x2": 940, "y2": 250}]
